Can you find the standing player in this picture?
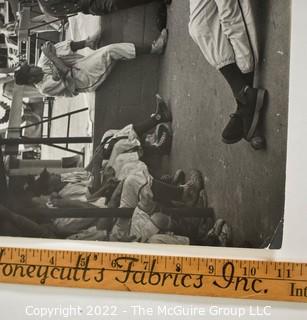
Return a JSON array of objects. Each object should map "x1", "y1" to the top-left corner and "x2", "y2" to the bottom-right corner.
[{"x1": 188, "y1": 0, "x2": 267, "y2": 149}]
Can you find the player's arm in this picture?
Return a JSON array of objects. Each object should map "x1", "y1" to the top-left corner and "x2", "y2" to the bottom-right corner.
[
  {"x1": 41, "y1": 42, "x2": 78, "y2": 95},
  {"x1": 41, "y1": 42, "x2": 70, "y2": 78}
]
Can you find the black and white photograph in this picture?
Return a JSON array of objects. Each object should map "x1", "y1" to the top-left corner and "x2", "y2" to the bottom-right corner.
[{"x1": 0, "y1": 0, "x2": 290, "y2": 249}]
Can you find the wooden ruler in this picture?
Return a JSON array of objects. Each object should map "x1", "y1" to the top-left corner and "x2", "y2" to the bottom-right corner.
[{"x1": 0, "y1": 247, "x2": 306, "y2": 303}]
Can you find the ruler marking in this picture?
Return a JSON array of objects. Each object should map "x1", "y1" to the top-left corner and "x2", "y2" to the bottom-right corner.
[
  {"x1": 148, "y1": 256, "x2": 151, "y2": 270},
  {"x1": 4, "y1": 248, "x2": 296, "y2": 273},
  {"x1": 214, "y1": 259, "x2": 217, "y2": 276},
  {"x1": 1, "y1": 259, "x2": 305, "y2": 282},
  {"x1": 1, "y1": 247, "x2": 307, "y2": 304}
]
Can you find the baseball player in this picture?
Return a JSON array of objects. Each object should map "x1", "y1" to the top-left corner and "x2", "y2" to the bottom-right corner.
[
  {"x1": 14, "y1": 29, "x2": 168, "y2": 97},
  {"x1": 188, "y1": 0, "x2": 267, "y2": 149}
]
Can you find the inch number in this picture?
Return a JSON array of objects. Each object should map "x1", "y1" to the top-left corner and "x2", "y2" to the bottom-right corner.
[
  {"x1": 208, "y1": 265, "x2": 215, "y2": 274},
  {"x1": 243, "y1": 267, "x2": 257, "y2": 276},
  {"x1": 277, "y1": 268, "x2": 291, "y2": 278},
  {"x1": 20, "y1": 254, "x2": 26, "y2": 264}
]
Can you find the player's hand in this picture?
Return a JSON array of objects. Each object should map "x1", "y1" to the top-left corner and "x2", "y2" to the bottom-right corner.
[
  {"x1": 41, "y1": 41, "x2": 56, "y2": 58},
  {"x1": 65, "y1": 72, "x2": 78, "y2": 96}
]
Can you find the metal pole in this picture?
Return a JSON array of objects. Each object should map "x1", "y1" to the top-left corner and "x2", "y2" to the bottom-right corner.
[
  {"x1": 1, "y1": 137, "x2": 92, "y2": 146},
  {"x1": 28, "y1": 14, "x2": 78, "y2": 32},
  {"x1": 21, "y1": 207, "x2": 214, "y2": 219},
  {"x1": 45, "y1": 143, "x2": 85, "y2": 156},
  {"x1": 19, "y1": 107, "x2": 89, "y2": 130}
]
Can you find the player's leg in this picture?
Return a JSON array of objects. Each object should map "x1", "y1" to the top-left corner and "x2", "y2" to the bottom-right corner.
[
  {"x1": 100, "y1": 28, "x2": 168, "y2": 64},
  {"x1": 189, "y1": 0, "x2": 266, "y2": 147},
  {"x1": 151, "y1": 170, "x2": 204, "y2": 207},
  {"x1": 133, "y1": 94, "x2": 172, "y2": 137},
  {"x1": 189, "y1": 0, "x2": 244, "y2": 144},
  {"x1": 216, "y1": 0, "x2": 266, "y2": 146}
]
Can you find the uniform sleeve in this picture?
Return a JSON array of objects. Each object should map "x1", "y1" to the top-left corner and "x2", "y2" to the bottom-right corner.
[
  {"x1": 120, "y1": 175, "x2": 139, "y2": 209},
  {"x1": 37, "y1": 45, "x2": 77, "y2": 97},
  {"x1": 36, "y1": 75, "x2": 75, "y2": 98},
  {"x1": 37, "y1": 41, "x2": 73, "y2": 65},
  {"x1": 54, "y1": 40, "x2": 73, "y2": 57},
  {"x1": 37, "y1": 51, "x2": 49, "y2": 69}
]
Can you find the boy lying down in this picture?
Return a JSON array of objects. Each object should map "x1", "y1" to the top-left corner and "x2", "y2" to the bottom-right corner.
[{"x1": 19, "y1": 95, "x2": 231, "y2": 246}]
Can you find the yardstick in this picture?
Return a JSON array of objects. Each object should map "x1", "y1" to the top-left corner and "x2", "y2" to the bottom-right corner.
[{"x1": 0, "y1": 247, "x2": 306, "y2": 303}]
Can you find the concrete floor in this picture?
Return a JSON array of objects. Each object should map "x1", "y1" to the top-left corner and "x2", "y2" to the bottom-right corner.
[
  {"x1": 157, "y1": 0, "x2": 290, "y2": 247},
  {"x1": 93, "y1": 0, "x2": 291, "y2": 247}
]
